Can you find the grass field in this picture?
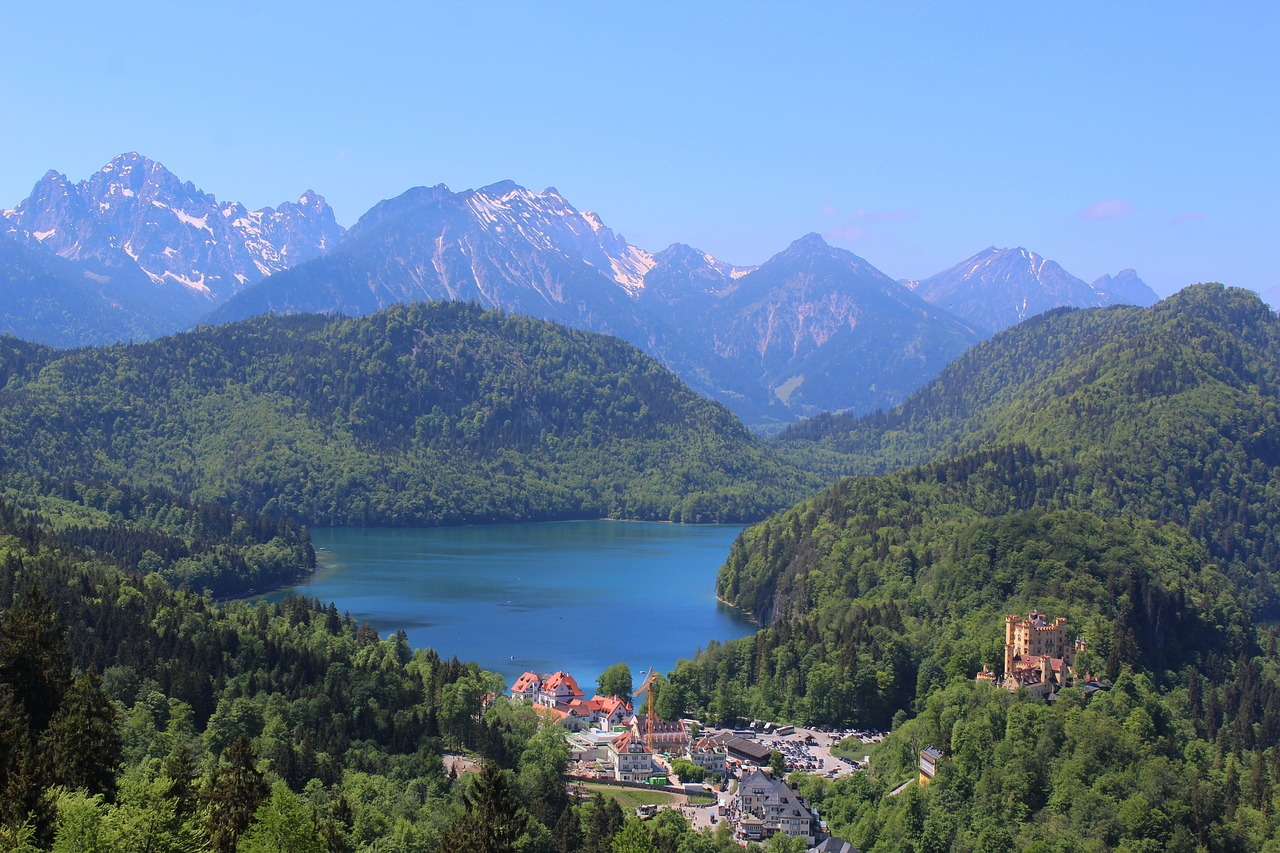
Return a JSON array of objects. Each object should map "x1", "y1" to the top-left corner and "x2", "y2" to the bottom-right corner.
[
  {"x1": 577, "y1": 783, "x2": 681, "y2": 809},
  {"x1": 575, "y1": 782, "x2": 718, "y2": 808}
]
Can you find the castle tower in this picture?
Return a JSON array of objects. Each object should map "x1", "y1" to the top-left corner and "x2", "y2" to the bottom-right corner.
[{"x1": 1004, "y1": 614, "x2": 1017, "y2": 673}]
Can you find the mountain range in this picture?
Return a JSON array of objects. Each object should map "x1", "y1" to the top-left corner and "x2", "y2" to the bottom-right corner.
[{"x1": 2, "y1": 154, "x2": 1160, "y2": 423}]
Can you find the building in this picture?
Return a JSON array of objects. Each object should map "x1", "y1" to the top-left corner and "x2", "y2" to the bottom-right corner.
[
  {"x1": 607, "y1": 731, "x2": 655, "y2": 783},
  {"x1": 737, "y1": 769, "x2": 819, "y2": 845},
  {"x1": 513, "y1": 670, "x2": 633, "y2": 731},
  {"x1": 988, "y1": 611, "x2": 1085, "y2": 697},
  {"x1": 726, "y1": 735, "x2": 773, "y2": 766},
  {"x1": 919, "y1": 746, "x2": 944, "y2": 786},
  {"x1": 631, "y1": 715, "x2": 690, "y2": 753},
  {"x1": 511, "y1": 671, "x2": 543, "y2": 703},
  {"x1": 686, "y1": 735, "x2": 728, "y2": 776},
  {"x1": 809, "y1": 840, "x2": 858, "y2": 853},
  {"x1": 538, "y1": 671, "x2": 585, "y2": 707}
]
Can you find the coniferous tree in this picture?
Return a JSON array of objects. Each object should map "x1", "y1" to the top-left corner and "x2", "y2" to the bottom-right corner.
[
  {"x1": 204, "y1": 735, "x2": 268, "y2": 853},
  {"x1": 442, "y1": 761, "x2": 531, "y2": 852},
  {"x1": 0, "y1": 683, "x2": 40, "y2": 832},
  {"x1": 44, "y1": 670, "x2": 121, "y2": 800},
  {"x1": 0, "y1": 588, "x2": 72, "y2": 734}
]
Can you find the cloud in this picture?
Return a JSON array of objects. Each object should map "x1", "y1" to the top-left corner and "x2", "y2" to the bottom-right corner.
[
  {"x1": 854, "y1": 207, "x2": 917, "y2": 222},
  {"x1": 1174, "y1": 211, "x2": 1204, "y2": 223},
  {"x1": 824, "y1": 225, "x2": 869, "y2": 242},
  {"x1": 1078, "y1": 197, "x2": 1135, "y2": 221},
  {"x1": 819, "y1": 204, "x2": 917, "y2": 222}
]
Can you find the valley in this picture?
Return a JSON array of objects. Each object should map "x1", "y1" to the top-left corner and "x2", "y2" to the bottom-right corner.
[{"x1": 1, "y1": 170, "x2": 1278, "y2": 850}]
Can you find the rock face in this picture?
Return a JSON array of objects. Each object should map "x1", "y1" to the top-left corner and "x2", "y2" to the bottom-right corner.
[
  {"x1": 1090, "y1": 269, "x2": 1161, "y2": 309},
  {"x1": 672, "y1": 234, "x2": 982, "y2": 422},
  {"x1": 211, "y1": 180, "x2": 659, "y2": 342},
  {"x1": 2, "y1": 152, "x2": 343, "y2": 316},
  {"x1": 906, "y1": 247, "x2": 1158, "y2": 334},
  {"x1": 3, "y1": 156, "x2": 1153, "y2": 422},
  {"x1": 214, "y1": 192, "x2": 981, "y2": 423}
]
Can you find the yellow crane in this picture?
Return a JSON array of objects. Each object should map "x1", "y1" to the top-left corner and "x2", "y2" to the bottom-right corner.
[{"x1": 633, "y1": 667, "x2": 659, "y2": 752}]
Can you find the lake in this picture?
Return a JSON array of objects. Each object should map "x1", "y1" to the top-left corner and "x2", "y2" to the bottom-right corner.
[{"x1": 266, "y1": 521, "x2": 756, "y2": 691}]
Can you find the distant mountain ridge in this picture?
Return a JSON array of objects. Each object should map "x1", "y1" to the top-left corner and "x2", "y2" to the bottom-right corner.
[
  {"x1": 2, "y1": 154, "x2": 1161, "y2": 422},
  {"x1": 904, "y1": 246, "x2": 1160, "y2": 332},
  {"x1": 1, "y1": 153, "x2": 343, "y2": 342}
]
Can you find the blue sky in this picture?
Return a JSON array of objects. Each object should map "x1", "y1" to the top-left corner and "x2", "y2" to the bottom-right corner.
[{"x1": 2, "y1": 2, "x2": 1276, "y2": 296}]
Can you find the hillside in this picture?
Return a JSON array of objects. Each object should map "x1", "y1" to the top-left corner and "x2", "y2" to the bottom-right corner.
[
  {"x1": 735, "y1": 285, "x2": 1280, "y2": 626},
  {"x1": 661, "y1": 285, "x2": 1280, "y2": 717},
  {"x1": 654, "y1": 284, "x2": 1280, "y2": 849},
  {"x1": 0, "y1": 303, "x2": 820, "y2": 535}
]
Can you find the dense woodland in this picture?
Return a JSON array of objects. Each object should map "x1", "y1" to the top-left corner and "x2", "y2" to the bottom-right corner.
[
  {"x1": 657, "y1": 285, "x2": 1280, "y2": 850},
  {"x1": 0, "y1": 498, "x2": 766, "y2": 852},
  {"x1": 0, "y1": 303, "x2": 820, "y2": 537},
  {"x1": 5, "y1": 285, "x2": 1280, "y2": 849}
]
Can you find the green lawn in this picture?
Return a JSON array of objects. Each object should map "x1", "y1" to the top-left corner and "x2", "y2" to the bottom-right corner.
[{"x1": 578, "y1": 783, "x2": 682, "y2": 810}]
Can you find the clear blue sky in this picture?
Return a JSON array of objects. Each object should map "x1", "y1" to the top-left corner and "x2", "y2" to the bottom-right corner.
[{"x1": 3, "y1": 2, "x2": 1276, "y2": 296}]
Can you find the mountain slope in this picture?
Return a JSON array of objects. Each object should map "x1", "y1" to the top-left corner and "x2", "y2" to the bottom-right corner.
[
  {"x1": 0, "y1": 238, "x2": 191, "y2": 346},
  {"x1": 666, "y1": 282, "x2": 1280, "y2": 853},
  {"x1": 0, "y1": 303, "x2": 820, "y2": 526},
  {"x1": 682, "y1": 234, "x2": 982, "y2": 422},
  {"x1": 739, "y1": 284, "x2": 1280, "y2": 623},
  {"x1": 1, "y1": 153, "x2": 344, "y2": 341},
  {"x1": 207, "y1": 181, "x2": 657, "y2": 341},
  {"x1": 907, "y1": 246, "x2": 1159, "y2": 333},
  {"x1": 217, "y1": 216, "x2": 981, "y2": 423}
]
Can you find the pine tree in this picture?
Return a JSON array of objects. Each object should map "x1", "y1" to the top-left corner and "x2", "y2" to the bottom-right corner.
[
  {"x1": 0, "y1": 683, "x2": 41, "y2": 831},
  {"x1": 44, "y1": 671, "x2": 121, "y2": 800},
  {"x1": 441, "y1": 761, "x2": 531, "y2": 852},
  {"x1": 0, "y1": 588, "x2": 72, "y2": 734},
  {"x1": 554, "y1": 806, "x2": 583, "y2": 853},
  {"x1": 204, "y1": 735, "x2": 268, "y2": 852}
]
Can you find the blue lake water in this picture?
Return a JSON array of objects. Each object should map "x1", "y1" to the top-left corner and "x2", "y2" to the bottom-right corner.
[{"x1": 267, "y1": 521, "x2": 756, "y2": 691}]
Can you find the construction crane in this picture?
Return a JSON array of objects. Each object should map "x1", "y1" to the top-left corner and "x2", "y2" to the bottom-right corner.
[{"x1": 633, "y1": 667, "x2": 659, "y2": 752}]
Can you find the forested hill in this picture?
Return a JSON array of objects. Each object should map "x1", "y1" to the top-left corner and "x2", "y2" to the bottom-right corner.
[
  {"x1": 653, "y1": 284, "x2": 1280, "y2": 849},
  {"x1": 778, "y1": 283, "x2": 1280, "y2": 475},
  {"x1": 726, "y1": 284, "x2": 1280, "y2": 626},
  {"x1": 0, "y1": 302, "x2": 821, "y2": 531}
]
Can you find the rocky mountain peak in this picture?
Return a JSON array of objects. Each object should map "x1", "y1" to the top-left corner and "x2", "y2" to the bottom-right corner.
[{"x1": 2, "y1": 154, "x2": 345, "y2": 305}]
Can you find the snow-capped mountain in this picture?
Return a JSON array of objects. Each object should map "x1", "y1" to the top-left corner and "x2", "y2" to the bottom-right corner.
[
  {"x1": 906, "y1": 247, "x2": 1158, "y2": 333},
  {"x1": 2, "y1": 153, "x2": 344, "y2": 309},
  {"x1": 210, "y1": 179, "x2": 677, "y2": 336},
  {"x1": 687, "y1": 234, "x2": 981, "y2": 419},
  {"x1": 0, "y1": 155, "x2": 1154, "y2": 423},
  {"x1": 213, "y1": 192, "x2": 976, "y2": 422}
]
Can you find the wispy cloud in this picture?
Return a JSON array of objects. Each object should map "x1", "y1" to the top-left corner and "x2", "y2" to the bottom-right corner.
[
  {"x1": 1174, "y1": 211, "x2": 1204, "y2": 223},
  {"x1": 824, "y1": 225, "x2": 869, "y2": 242},
  {"x1": 1078, "y1": 197, "x2": 1135, "y2": 221},
  {"x1": 854, "y1": 207, "x2": 917, "y2": 222},
  {"x1": 821, "y1": 203, "x2": 918, "y2": 222}
]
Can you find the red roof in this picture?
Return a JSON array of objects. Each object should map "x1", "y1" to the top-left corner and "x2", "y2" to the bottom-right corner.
[
  {"x1": 512, "y1": 671, "x2": 542, "y2": 693},
  {"x1": 543, "y1": 671, "x2": 584, "y2": 698}
]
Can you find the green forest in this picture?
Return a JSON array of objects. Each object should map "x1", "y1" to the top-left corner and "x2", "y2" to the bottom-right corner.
[
  {"x1": 5, "y1": 285, "x2": 1280, "y2": 849},
  {"x1": 0, "y1": 302, "x2": 820, "y2": 534},
  {"x1": 649, "y1": 285, "x2": 1280, "y2": 850}
]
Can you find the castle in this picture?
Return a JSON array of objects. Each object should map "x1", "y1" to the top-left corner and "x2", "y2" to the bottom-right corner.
[{"x1": 976, "y1": 610, "x2": 1085, "y2": 698}]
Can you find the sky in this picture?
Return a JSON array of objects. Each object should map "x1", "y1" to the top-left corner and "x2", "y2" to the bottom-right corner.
[{"x1": 2, "y1": 2, "x2": 1276, "y2": 297}]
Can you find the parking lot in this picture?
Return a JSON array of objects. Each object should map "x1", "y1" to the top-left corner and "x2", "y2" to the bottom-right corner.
[{"x1": 704, "y1": 724, "x2": 887, "y2": 779}]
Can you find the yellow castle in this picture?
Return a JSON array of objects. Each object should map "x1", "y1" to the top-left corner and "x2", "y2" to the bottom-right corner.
[{"x1": 976, "y1": 610, "x2": 1085, "y2": 697}]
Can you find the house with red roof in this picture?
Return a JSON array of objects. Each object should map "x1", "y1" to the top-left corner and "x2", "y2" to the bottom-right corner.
[
  {"x1": 607, "y1": 731, "x2": 655, "y2": 783},
  {"x1": 511, "y1": 671, "x2": 543, "y2": 703},
  {"x1": 537, "y1": 671, "x2": 585, "y2": 708}
]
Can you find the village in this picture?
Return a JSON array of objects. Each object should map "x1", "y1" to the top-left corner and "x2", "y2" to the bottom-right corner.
[
  {"x1": 504, "y1": 610, "x2": 1109, "y2": 850},
  {"x1": 509, "y1": 666, "x2": 879, "y2": 849}
]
